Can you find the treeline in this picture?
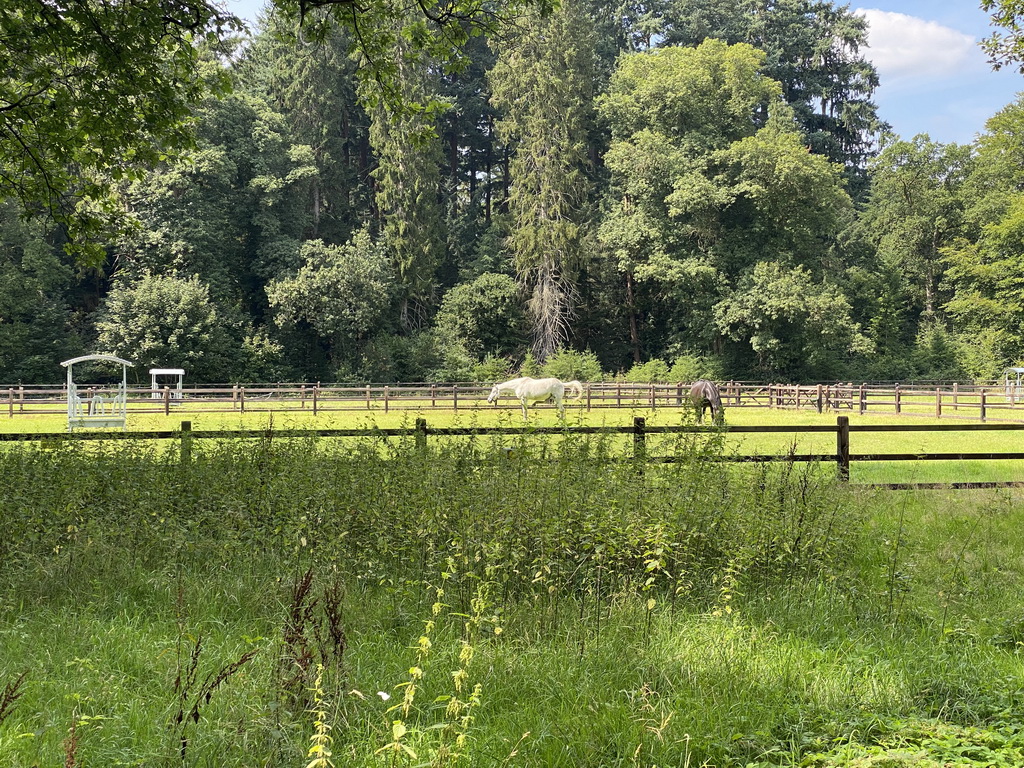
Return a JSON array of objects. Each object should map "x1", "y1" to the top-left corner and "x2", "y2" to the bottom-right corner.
[{"x1": 1, "y1": 0, "x2": 1021, "y2": 385}]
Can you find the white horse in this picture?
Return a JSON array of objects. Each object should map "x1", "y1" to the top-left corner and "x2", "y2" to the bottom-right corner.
[
  {"x1": 487, "y1": 377, "x2": 530, "y2": 404},
  {"x1": 487, "y1": 376, "x2": 584, "y2": 420}
]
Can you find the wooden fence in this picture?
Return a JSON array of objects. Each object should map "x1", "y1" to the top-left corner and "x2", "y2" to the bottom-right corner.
[
  {"x1": 4, "y1": 381, "x2": 1024, "y2": 422},
  {"x1": 4, "y1": 416, "x2": 1024, "y2": 490}
]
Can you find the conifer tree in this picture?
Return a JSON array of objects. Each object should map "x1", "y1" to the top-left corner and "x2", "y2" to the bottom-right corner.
[{"x1": 489, "y1": 3, "x2": 596, "y2": 359}]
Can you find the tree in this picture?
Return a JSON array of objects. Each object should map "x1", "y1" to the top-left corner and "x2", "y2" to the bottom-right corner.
[
  {"x1": 982, "y1": 0, "x2": 1024, "y2": 71},
  {"x1": 359, "y1": 17, "x2": 447, "y2": 330},
  {"x1": 857, "y1": 136, "x2": 973, "y2": 321},
  {"x1": 267, "y1": 229, "x2": 393, "y2": 368},
  {"x1": 489, "y1": 2, "x2": 597, "y2": 358},
  {"x1": 96, "y1": 272, "x2": 233, "y2": 381},
  {"x1": 0, "y1": 0, "x2": 240, "y2": 263},
  {"x1": 2, "y1": 0, "x2": 552, "y2": 267},
  {"x1": 433, "y1": 273, "x2": 528, "y2": 359},
  {"x1": 0, "y1": 202, "x2": 84, "y2": 382},
  {"x1": 274, "y1": 0, "x2": 555, "y2": 119},
  {"x1": 943, "y1": 195, "x2": 1024, "y2": 374},
  {"x1": 117, "y1": 92, "x2": 318, "y2": 319},
  {"x1": 240, "y1": 12, "x2": 373, "y2": 243},
  {"x1": 597, "y1": 40, "x2": 851, "y2": 363},
  {"x1": 714, "y1": 261, "x2": 872, "y2": 379},
  {"x1": 662, "y1": 0, "x2": 885, "y2": 189}
]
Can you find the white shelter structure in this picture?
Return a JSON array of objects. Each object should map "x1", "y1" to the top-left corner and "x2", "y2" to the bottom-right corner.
[
  {"x1": 1004, "y1": 367, "x2": 1024, "y2": 401},
  {"x1": 61, "y1": 354, "x2": 134, "y2": 431},
  {"x1": 149, "y1": 368, "x2": 185, "y2": 400}
]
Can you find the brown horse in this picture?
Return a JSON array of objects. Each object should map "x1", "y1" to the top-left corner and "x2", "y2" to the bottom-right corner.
[{"x1": 689, "y1": 380, "x2": 724, "y2": 424}]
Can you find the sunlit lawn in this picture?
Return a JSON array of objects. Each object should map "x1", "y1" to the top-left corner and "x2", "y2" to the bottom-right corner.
[{"x1": 4, "y1": 399, "x2": 1024, "y2": 485}]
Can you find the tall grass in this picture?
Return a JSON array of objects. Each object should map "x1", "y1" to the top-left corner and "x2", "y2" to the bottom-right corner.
[{"x1": 1, "y1": 432, "x2": 1023, "y2": 765}]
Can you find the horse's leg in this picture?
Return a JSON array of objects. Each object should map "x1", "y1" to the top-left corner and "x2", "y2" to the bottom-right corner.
[
  {"x1": 520, "y1": 397, "x2": 529, "y2": 420},
  {"x1": 555, "y1": 392, "x2": 564, "y2": 417}
]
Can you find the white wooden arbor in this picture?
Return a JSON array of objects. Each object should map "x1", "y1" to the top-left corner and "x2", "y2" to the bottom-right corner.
[
  {"x1": 61, "y1": 354, "x2": 134, "y2": 431},
  {"x1": 1005, "y1": 368, "x2": 1024, "y2": 401},
  {"x1": 149, "y1": 368, "x2": 185, "y2": 400}
]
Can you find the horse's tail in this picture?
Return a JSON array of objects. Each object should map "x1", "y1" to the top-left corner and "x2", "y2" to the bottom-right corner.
[{"x1": 565, "y1": 380, "x2": 584, "y2": 399}]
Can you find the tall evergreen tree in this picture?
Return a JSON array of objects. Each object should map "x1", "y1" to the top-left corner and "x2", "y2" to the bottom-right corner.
[
  {"x1": 240, "y1": 13, "x2": 373, "y2": 244},
  {"x1": 360, "y1": 26, "x2": 446, "y2": 330},
  {"x1": 489, "y1": 3, "x2": 597, "y2": 359}
]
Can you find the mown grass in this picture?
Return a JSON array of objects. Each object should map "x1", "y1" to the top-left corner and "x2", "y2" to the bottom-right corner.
[
  {"x1": 2, "y1": 430, "x2": 1024, "y2": 766},
  {"x1": 5, "y1": 401, "x2": 1024, "y2": 486}
]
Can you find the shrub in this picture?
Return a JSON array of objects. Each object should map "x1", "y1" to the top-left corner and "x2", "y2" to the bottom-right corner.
[
  {"x1": 519, "y1": 351, "x2": 541, "y2": 377},
  {"x1": 472, "y1": 354, "x2": 516, "y2": 383},
  {"x1": 540, "y1": 348, "x2": 603, "y2": 381},
  {"x1": 625, "y1": 359, "x2": 671, "y2": 383},
  {"x1": 669, "y1": 352, "x2": 725, "y2": 382}
]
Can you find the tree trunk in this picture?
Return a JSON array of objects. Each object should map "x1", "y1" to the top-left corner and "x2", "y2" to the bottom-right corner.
[{"x1": 625, "y1": 270, "x2": 641, "y2": 363}]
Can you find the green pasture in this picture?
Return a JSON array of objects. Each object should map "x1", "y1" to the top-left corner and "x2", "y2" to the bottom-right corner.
[{"x1": 5, "y1": 399, "x2": 1024, "y2": 486}]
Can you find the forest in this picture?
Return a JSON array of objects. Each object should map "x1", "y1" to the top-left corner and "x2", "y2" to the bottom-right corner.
[{"x1": 2, "y1": 0, "x2": 1024, "y2": 386}]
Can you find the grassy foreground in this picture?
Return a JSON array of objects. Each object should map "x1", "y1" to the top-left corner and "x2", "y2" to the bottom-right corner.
[{"x1": 2, "y1": 430, "x2": 1024, "y2": 766}]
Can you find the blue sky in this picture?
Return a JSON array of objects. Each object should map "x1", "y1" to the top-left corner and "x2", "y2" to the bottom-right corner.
[
  {"x1": 855, "y1": 1, "x2": 1023, "y2": 144},
  {"x1": 226, "y1": 0, "x2": 1023, "y2": 146}
]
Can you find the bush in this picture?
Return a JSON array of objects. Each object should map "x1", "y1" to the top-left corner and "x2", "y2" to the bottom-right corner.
[
  {"x1": 357, "y1": 331, "x2": 441, "y2": 382},
  {"x1": 669, "y1": 352, "x2": 725, "y2": 382},
  {"x1": 540, "y1": 348, "x2": 604, "y2": 381},
  {"x1": 519, "y1": 351, "x2": 541, "y2": 377},
  {"x1": 625, "y1": 358, "x2": 671, "y2": 382},
  {"x1": 472, "y1": 354, "x2": 516, "y2": 383}
]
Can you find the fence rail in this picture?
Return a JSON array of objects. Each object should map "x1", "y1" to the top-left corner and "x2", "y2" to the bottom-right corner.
[
  {"x1": 4, "y1": 417, "x2": 1024, "y2": 490},
  {"x1": 5, "y1": 381, "x2": 1024, "y2": 423}
]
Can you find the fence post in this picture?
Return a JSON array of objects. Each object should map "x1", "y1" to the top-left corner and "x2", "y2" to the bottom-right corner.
[
  {"x1": 240, "y1": 387, "x2": 246, "y2": 413},
  {"x1": 431, "y1": 384, "x2": 436, "y2": 408},
  {"x1": 836, "y1": 416, "x2": 850, "y2": 481},
  {"x1": 300, "y1": 385, "x2": 306, "y2": 409},
  {"x1": 366, "y1": 385, "x2": 371, "y2": 410},
  {"x1": 586, "y1": 383, "x2": 592, "y2": 412},
  {"x1": 816, "y1": 384, "x2": 823, "y2": 414},
  {"x1": 981, "y1": 390, "x2": 987, "y2": 422},
  {"x1": 616, "y1": 383, "x2": 621, "y2": 408},
  {"x1": 859, "y1": 383, "x2": 866, "y2": 414},
  {"x1": 7, "y1": 388, "x2": 12, "y2": 418},
  {"x1": 163, "y1": 385, "x2": 171, "y2": 416},
  {"x1": 453, "y1": 385, "x2": 459, "y2": 412},
  {"x1": 935, "y1": 389, "x2": 942, "y2": 419},
  {"x1": 232, "y1": 384, "x2": 238, "y2": 409},
  {"x1": 953, "y1": 382, "x2": 959, "y2": 411},
  {"x1": 313, "y1": 384, "x2": 319, "y2": 415},
  {"x1": 18, "y1": 385, "x2": 24, "y2": 412},
  {"x1": 650, "y1": 383, "x2": 656, "y2": 409},
  {"x1": 895, "y1": 384, "x2": 901, "y2": 414},
  {"x1": 384, "y1": 385, "x2": 390, "y2": 414},
  {"x1": 415, "y1": 417, "x2": 427, "y2": 451},
  {"x1": 633, "y1": 416, "x2": 646, "y2": 462},
  {"x1": 676, "y1": 382, "x2": 683, "y2": 406},
  {"x1": 180, "y1": 420, "x2": 192, "y2": 466}
]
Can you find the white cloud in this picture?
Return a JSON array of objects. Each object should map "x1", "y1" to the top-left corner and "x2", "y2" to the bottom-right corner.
[{"x1": 855, "y1": 9, "x2": 977, "y2": 84}]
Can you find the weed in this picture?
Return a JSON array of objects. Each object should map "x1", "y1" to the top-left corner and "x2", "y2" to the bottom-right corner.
[
  {"x1": 305, "y1": 664, "x2": 335, "y2": 768},
  {"x1": 172, "y1": 633, "x2": 259, "y2": 762},
  {"x1": 0, "y1": 672, "x2": 26, "y2": 726},
  {"x1": 280, "y1": 568, "x2": 347, "y2": 707}
]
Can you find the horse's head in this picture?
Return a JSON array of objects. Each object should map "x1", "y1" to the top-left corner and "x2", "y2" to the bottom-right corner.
[{"x1": 487, "y1": 384, "x2": 501, "y2": 404}]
